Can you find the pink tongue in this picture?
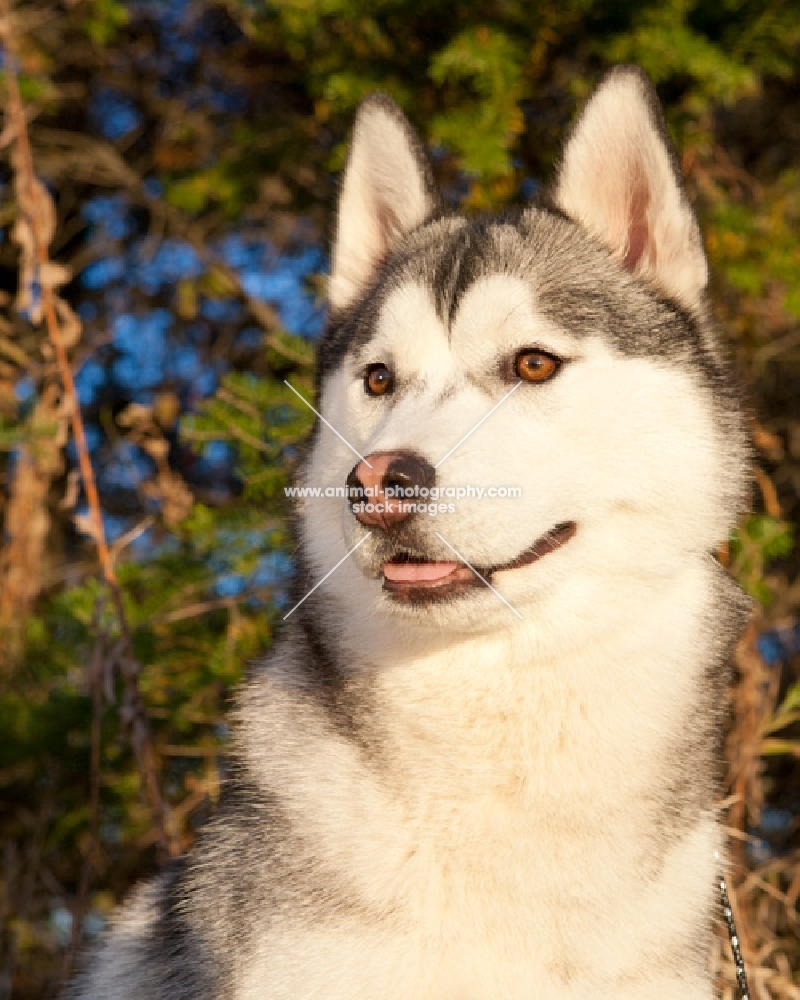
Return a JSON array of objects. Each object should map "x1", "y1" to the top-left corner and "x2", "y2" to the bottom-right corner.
[{"x1": 383, "y1": 560, "x2": 459, "y2": 583}]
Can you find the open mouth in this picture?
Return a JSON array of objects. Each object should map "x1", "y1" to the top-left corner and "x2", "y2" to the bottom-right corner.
[{"x1": 383, "y1": 521, "x2": 577, "y2": 603}]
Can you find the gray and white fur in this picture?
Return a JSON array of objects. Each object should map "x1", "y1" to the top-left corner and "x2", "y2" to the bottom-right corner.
[{"x1": 71, "y1": 66, "x2": 752, "y2": 1000}]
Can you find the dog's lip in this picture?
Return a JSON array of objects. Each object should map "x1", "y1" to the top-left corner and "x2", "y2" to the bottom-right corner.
[
  {"x1": 381, "y1": 521, "x2": 577, "y2": 595},
  {"x1": 494, "y1": 520, "x2": 577, "y2": 572}
]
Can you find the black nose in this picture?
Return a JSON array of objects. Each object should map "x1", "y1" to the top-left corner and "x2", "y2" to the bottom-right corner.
[
  {"x1": 382, "y1": 453, "x2": 436, "y2": 496},
  {"x1": 346, "y1": 451, "x2": 436, "y2": 528}
]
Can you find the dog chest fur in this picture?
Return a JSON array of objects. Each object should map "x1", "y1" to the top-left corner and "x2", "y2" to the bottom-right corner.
[{"x1": 228, "y1": 558, "x2": 741, "y2": 1000}]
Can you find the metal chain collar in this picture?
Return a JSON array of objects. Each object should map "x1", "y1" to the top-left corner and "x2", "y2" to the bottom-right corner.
[{"x1": 718, "y1": 869, "x2": 751, "y2": 1000}]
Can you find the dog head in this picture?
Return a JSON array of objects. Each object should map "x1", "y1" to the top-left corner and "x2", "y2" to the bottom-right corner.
[{"x1": 295, "y1": 67, "x2": 749, "y2": 640}]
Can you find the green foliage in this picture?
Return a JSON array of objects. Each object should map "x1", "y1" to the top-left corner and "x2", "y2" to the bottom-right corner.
[
  {"x1": 182, "y1": 369, "x2": 315, "y2": 499},
  {"x1": 164, "y1": 162, "x2": 252, "y2": 218},
  {"x1": 0, "y1": 416, "x2": 27, "y2": 449},
  {"x1": 84, "y1": 0, "x2": 129, "y2": 45},
  {"x1": 603, "y1": 0, "x2": 758, "y2": 103},
  {"x1": 730, "y1": 514, "x2": 794, "y2": 606},
  {"x1": 429, "y1": 27, "x2": 525, "y2": 179},
  {"x1": 762, "y1": 682, "x2": 800, "y2": 749},
  {"x1": 708, "y1": 171, "x2": 800, "y2": 320}
]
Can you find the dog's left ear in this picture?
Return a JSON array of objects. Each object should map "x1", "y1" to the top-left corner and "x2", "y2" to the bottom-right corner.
[
  {"x1": 330, "y1": 94, "x2": 436, "y2": 312},
  {"x1": 553, "y1": 66, "x2": 708, "y2": 313}
]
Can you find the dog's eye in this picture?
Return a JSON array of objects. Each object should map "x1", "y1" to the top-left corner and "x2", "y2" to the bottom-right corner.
[
  {"x1": 514, "y1": 349, "x2": 561, "y2": 383},
  {"x1": 365, "y1": 363, "x2": 394, "y2": 396}
]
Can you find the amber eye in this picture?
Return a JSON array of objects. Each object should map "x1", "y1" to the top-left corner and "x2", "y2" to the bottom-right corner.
[
  {"x1": 365, "y1": 363, "x2": 394, "y2": 396},
  {"x1": 514, "y1": 349, "x2": 561, "y2": 383}
]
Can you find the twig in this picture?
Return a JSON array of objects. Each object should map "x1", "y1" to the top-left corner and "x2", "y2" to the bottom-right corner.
[
  {"x1": 26, "y1": 125, "x2": 314, "y2": 366},
  {"x1": 0, "y1": 16, "x2": 112, "y2": 587},
  {"x1": 215, "y1": 386, "x2": 264, "y2": 421},
  {"x1": 158, "y1": 744, "x2": 225, "y2": 757},
  {"x1": 723, "y1": 825, "x2": 766, "y2": 846},
  {"x1": 0, "y1": 0, "x2": 177, "y2": 856},
  {"x1": 152, "y1": 595, "x2": 238, "y2": 624},
  {"x1": 755, "y1": 329, "x2": 800, "y2": 364},
  {"x1": 754, "y1": 468, "x2": 781, "y2": 519}
]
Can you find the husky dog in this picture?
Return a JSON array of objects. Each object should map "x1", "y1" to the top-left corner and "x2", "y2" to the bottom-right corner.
[{"x1": 72, "y1": 66, "x2": 751, "y2": 1000}]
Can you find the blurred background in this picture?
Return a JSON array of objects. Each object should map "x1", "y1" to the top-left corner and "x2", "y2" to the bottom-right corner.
[{"x1": 0, "y1": 0, "x2": 798, "y2": 996}]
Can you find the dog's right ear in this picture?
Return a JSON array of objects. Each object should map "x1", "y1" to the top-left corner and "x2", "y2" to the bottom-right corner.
[{"x1": 329, "y1": 95, "x2": 436, "y2": 312}]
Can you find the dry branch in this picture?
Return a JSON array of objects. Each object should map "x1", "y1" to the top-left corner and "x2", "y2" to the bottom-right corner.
[
  {"x1": 26, "y1": 124, "x2": 313, "y2": 365},
  {"x1": 0, "y1": 0, "x2": 178, "y2": 863}
]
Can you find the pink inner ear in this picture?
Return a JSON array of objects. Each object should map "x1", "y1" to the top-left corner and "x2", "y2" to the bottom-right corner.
[
  {"x1": 623, "y1": 176, "x2": 655, "y2": 272},
  {"x1": 376, "y1": 201, "x2": 401, "y2": 247}
]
